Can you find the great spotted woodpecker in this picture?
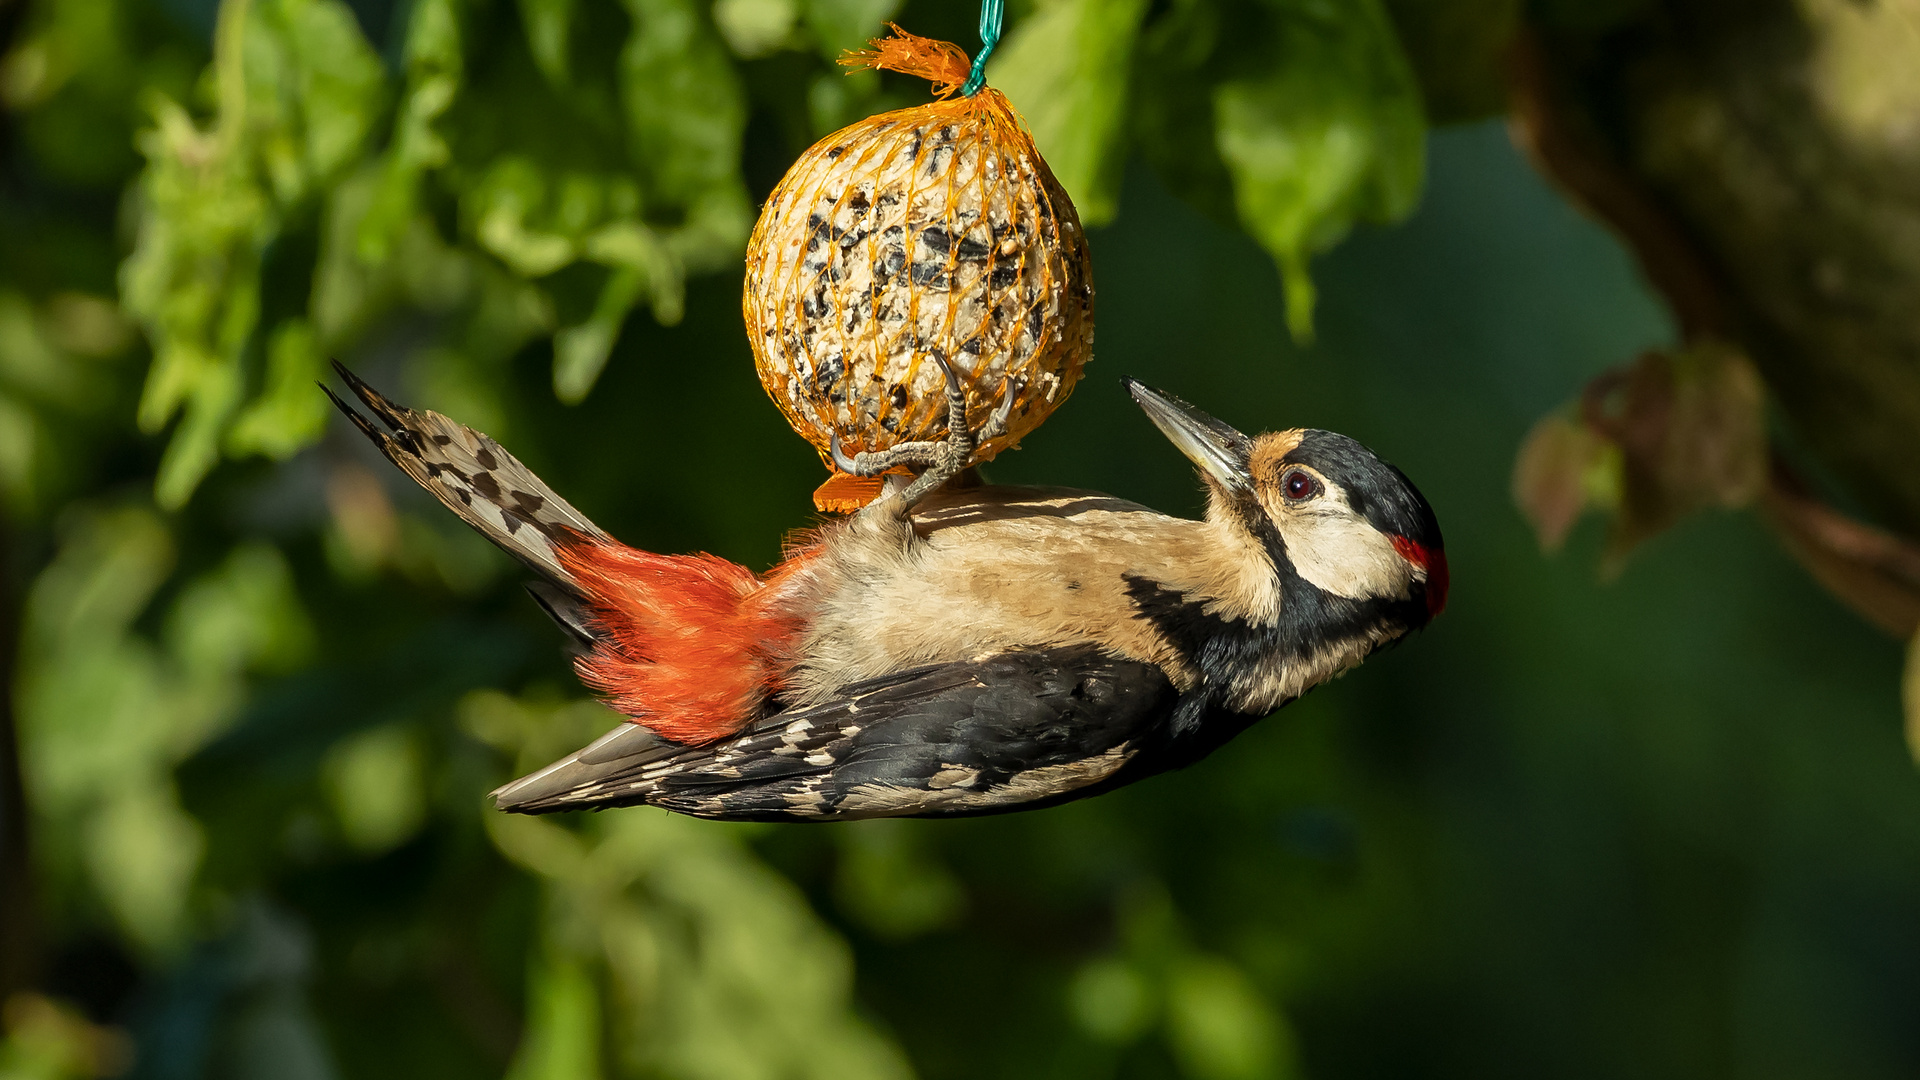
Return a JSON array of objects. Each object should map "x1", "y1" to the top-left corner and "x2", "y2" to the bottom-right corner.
[{"x1": 325, "y1": 363, "x2": 1445, "y2": 821}]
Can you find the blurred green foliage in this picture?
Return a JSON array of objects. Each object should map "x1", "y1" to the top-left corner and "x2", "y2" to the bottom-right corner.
[
  {"x1": 1, "y1": 1, "x2": 1917, "y2": 1079},
  {"x1": 17, "y1": 0, "x2": 1457, "y2": 511}
]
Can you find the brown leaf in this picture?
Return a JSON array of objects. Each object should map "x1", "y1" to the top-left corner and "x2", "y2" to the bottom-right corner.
[
  {"x1": 1512, "y1": 410, "x2": 1613, "y2": 551},
  {"x1": 1579, "y1": 341, "x2": 1766, "y2": 560}
]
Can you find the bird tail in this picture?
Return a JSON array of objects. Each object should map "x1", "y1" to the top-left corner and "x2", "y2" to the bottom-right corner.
[
  {"x1": 324, "y1": 363, "x2": 801, "y2": 743},
  {"x1": 323, "y1": 361, "x2": 611, "y2": 586},
  {"x1": 560, "y1": 542, "x2": 808, "y2": 743}
]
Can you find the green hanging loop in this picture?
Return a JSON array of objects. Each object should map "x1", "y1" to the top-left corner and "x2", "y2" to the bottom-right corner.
[{"x1": 961, "y1": 0, "x2": 1003, "y2": 96}]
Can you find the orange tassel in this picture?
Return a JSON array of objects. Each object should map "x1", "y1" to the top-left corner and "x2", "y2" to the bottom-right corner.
[
  {"x1": 840, "y1": 24, "x2": 973, "y2": 98},
  {"x1": 812, "y1": 472, "x2": 886, "y2": 513}
]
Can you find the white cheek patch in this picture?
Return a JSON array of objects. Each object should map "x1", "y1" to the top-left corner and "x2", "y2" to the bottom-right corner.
[{"x1": 1266, "y1": 483, "x2": 1416, "y2": 601}]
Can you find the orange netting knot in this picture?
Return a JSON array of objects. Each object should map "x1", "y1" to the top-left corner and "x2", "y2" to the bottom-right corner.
[{"x1": 839, "y1": 25, "x2": 973, "y2": 99}]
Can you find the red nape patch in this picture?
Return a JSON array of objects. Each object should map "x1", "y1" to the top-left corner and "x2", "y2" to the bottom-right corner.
[
  {"x1": 1391, "y1": 535, "x2": 1450, "y2": 618},
  {"x1": 558, "y1": 540, "x2": 809, "y2": 744}
]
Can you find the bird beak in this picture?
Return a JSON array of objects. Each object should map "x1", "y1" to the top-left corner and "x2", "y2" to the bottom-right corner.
[{"x1": 1125, "y1": 379, "x2": 1254, "y2": 495}]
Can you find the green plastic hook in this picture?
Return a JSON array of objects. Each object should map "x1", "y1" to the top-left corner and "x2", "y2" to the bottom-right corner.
[{"x1": 961, "y1": 0, "x2": 1003, "y2": 96}]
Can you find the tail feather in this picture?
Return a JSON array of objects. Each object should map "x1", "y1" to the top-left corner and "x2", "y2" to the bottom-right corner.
[
  {"x1": 326, "y1": 363, "x2": 802, "y2": 745},
  {"x1": 559, "y1": 541, "x2": 803, "y2": 743},
  {"x1": 524, "y1": 582, "x2": 598, "y2": 654},
  {"x1": 324, "y1": 361, "x2": 609, "y2": 585}
]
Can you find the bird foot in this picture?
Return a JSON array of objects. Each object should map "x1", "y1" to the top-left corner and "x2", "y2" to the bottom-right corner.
[{"x1": 831, "y1": 357, "x2": 1019, "y2": 514}]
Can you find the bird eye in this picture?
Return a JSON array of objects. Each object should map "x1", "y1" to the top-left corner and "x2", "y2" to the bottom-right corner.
[{"x1": 1281, "y1": 469, "x2": 1322, "y2": 502}]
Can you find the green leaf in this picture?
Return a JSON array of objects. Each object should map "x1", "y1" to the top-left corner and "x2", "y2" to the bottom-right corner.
[
  {"x1": 1069, "y1": 957, "x2": 1156, "y2": 1043},
  {"x1": 519, "y1": 0, "x2": 578, "y2": 84},
  {"x1": 990, "y1": 0, "x2": 1151, "y2": 226},
  {"x1": 483, "y1": 793, "x2": 914, "y2": 1080},
  {"x1": 121, "y1": 0, "x2": 387, "y2": 507},
  {"x1": 149, "y1": 347, "x2": 246, "y2": 511},
  {"x1": 466, "y1": 156, "x2": 580, "y2": 276},
  {"x1": 1130, "y1": 0, "x2": 1238, "y2": 229},
  {"x1": 715, "y1": 0, "x2": 800, "y2": 58},
  {"x1": 1214, "y1": 0, "x2": 1425, "y2": 341},
  {"x1": 1164, "y1": 956, "x2": 1298, "y2": 1080},
  {"x1": 618, "y1": 0, "x2": 749, "y2": 211},
  {"x1": 165, "y1": 541, "x2": 315, "y2": 681},
  {"x1": 553, "y1": 266, "x2": 646, "y2": 403},
  {"x1": 268, "y1": 0, "x2": 388, "y2": 183},
  {"x1": 506, "y1": 951, "x2": 605, "y2": 1080},
  {"x1": 585, "y1": 217, "x2": 683, "y2": 320},
  {"x1": 15, "y1": 504, "x2": 219, "y2": 953},
  {"x1": 359, "y1": 0, "x2": 463, "y2": 265},
  {"x1": 226, "y1": 318, "x2": 330, "y2": 460},
  {"x1": 321, "y1": 725, "x2": 427, "y2": 854}
]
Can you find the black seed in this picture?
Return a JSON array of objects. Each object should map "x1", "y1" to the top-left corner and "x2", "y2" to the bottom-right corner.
[
  {"x1": 890, "y1": 384, "x2": 909, "y2": 410},
  {"x1": 815, "y1": 353, "x2": 845, "y2": 392}
]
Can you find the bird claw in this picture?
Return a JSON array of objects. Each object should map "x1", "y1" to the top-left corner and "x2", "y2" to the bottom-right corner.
[
  {"x1": 984, "y1": 375, "x2": 1022, "y2": 442},
  {"x1": 836, "y1": 362, "x2": 1024, "y2": 517},
  {"x1": 829, "y1": 431, "x2": 863, "y2": 475}
]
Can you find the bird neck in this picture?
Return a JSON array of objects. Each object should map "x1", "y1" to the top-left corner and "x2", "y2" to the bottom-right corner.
[{"x1": 1132, "y1": 491, "x2": 1412, "y2": 719}]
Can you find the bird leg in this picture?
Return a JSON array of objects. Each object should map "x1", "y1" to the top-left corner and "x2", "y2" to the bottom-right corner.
[{"x1": 831, "y1": 356, "x2": 1020, "y2": 514}]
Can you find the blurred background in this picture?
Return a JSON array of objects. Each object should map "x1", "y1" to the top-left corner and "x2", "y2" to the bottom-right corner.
[{"x1": 3, "y1": 0, "x2": 1920, "y2": 1077}]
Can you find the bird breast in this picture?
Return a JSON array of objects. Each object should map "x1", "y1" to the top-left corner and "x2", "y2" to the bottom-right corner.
[{"x1": 774, "y1": 485, "x2": 1286, "y2": 705}]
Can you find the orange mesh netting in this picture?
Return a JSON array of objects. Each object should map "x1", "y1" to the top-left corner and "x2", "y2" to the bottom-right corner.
[{"x1": 742, "y1": 26, "x2": 1095, "y2": 513}]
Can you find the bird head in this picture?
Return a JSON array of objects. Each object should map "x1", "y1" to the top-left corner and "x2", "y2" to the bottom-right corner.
[{"x1": 1126, "y1": 379, "x2": 1448, "y2": 632}]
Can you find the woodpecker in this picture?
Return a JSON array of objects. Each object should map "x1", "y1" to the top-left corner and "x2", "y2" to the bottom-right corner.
[{"x1": 324, "y1": 362, "x2": 1446, "y2": 821}]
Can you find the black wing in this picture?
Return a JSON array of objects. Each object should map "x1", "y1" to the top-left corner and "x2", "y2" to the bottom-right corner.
[{"x1": 490, "y1": 646, "x2": 1190, "y2": 821}]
